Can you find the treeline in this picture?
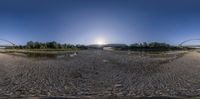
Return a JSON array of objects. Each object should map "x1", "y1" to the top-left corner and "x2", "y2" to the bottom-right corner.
[
  {"x1": 6, "y1": 41, "x2": 87, "y2": 50},
  {"x1": 6, "y1": 41, "x2": 183, "y2": 51},
  {"x1": 115, "y1": 42, "x2": 182, "y2": 51}
]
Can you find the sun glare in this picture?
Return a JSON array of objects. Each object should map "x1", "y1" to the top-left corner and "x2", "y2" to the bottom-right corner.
[{"x1": 96, "y1": 38, "x2": 106, "y2": 45}]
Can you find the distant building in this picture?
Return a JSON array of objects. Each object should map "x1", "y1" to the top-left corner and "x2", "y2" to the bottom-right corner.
[{"x1": 103, "y1": 47, "x2": 114, "y2": 51}]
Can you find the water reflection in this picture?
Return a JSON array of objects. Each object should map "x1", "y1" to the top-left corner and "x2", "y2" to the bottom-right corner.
[{"x1": 5, "y1": 52, "x2": 77, "y2": 59}]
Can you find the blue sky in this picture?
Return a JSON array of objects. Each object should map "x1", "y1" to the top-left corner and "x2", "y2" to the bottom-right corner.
[{"x1": 0, "y1": 0, "x2": 200, "y2": 45}]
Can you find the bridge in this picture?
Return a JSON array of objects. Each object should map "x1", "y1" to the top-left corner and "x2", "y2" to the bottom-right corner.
[
  {"x1": 179, "y1": 39, "x2": 200, "y2": 48},
  {"x1": 0, "y1": 39, "x2": 15, "y2": 49}
]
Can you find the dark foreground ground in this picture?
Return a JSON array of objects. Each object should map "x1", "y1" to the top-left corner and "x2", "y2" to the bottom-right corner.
[{"x1": 0, "y1": 50, "x2": 200, "y2": 98}]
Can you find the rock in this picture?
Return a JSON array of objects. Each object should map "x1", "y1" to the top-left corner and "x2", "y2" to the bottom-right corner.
[
  {"x1": 114, "y1": 84, "x2": 122, "y2": 88},
  {"x1": 64, "y1": 85, "x2": 69, "y2": 90},
  {"x1": 47, "y1": 92, "x2": 51, "y2": 96},
  {"x1": 143, "y1": 90, "x2": 152, "y2": 96},
  {"x1": 69, "y1": 52, "x2": 77, "y2": 57},
  {"x1": 115, "y1": 92, "x2": 124, "y2": 96},
  {"x1": 103, "y1": 59, "x2": 109, "y2": 63},
  {"x1": 70, "y1": 71, "x2": 82, "y2": 78}
]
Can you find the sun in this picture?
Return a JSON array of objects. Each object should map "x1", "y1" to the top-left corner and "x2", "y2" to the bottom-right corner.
[{"x1": 96, "y1": 38, "x2": 106, "y2": 45}]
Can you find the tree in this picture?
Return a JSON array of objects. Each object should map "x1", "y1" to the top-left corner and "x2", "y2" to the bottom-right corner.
[
  {"x1": 26, "y1": 41, "x2": 35, "y2": 49},
  {"x1": 143, "y1": 42, "x2": 148, "y2": 48}
]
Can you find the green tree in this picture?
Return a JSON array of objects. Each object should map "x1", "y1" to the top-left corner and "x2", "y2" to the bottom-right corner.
[{"x1": 26, "y1": 41, "x2": 35, "y2": 49}]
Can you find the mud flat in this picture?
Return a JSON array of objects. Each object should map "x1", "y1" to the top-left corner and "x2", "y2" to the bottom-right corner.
[{"x1": 0, "y1": 50, "x2": 199, "y2": 98}]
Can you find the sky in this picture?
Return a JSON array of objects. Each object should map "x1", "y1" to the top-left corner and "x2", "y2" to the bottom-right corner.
[{"x1": 0, "y1": 0, "x2": 200, "y2": 45}]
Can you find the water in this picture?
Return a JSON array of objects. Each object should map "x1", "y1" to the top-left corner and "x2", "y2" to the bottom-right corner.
[{"x1": 3, "y1": 52, "x2": 77, "y2": 59}]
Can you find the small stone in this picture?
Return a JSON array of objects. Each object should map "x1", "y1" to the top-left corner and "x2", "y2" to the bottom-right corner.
[
  {"x1": 103, "y1": 59, "x2": 108, "y2": 63},
  {"x1": 47, "y1": 92, "x2": 51, "y2": 96},
  {"x1": 64, "y1": 86, "x2": 67, "y2": 89},
  {"x1": 115, "y1": 92, "x2": 124, "y2": 96},
  {"x1": 114, "y1": 84, "x2": 122, "y2": 88}
]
